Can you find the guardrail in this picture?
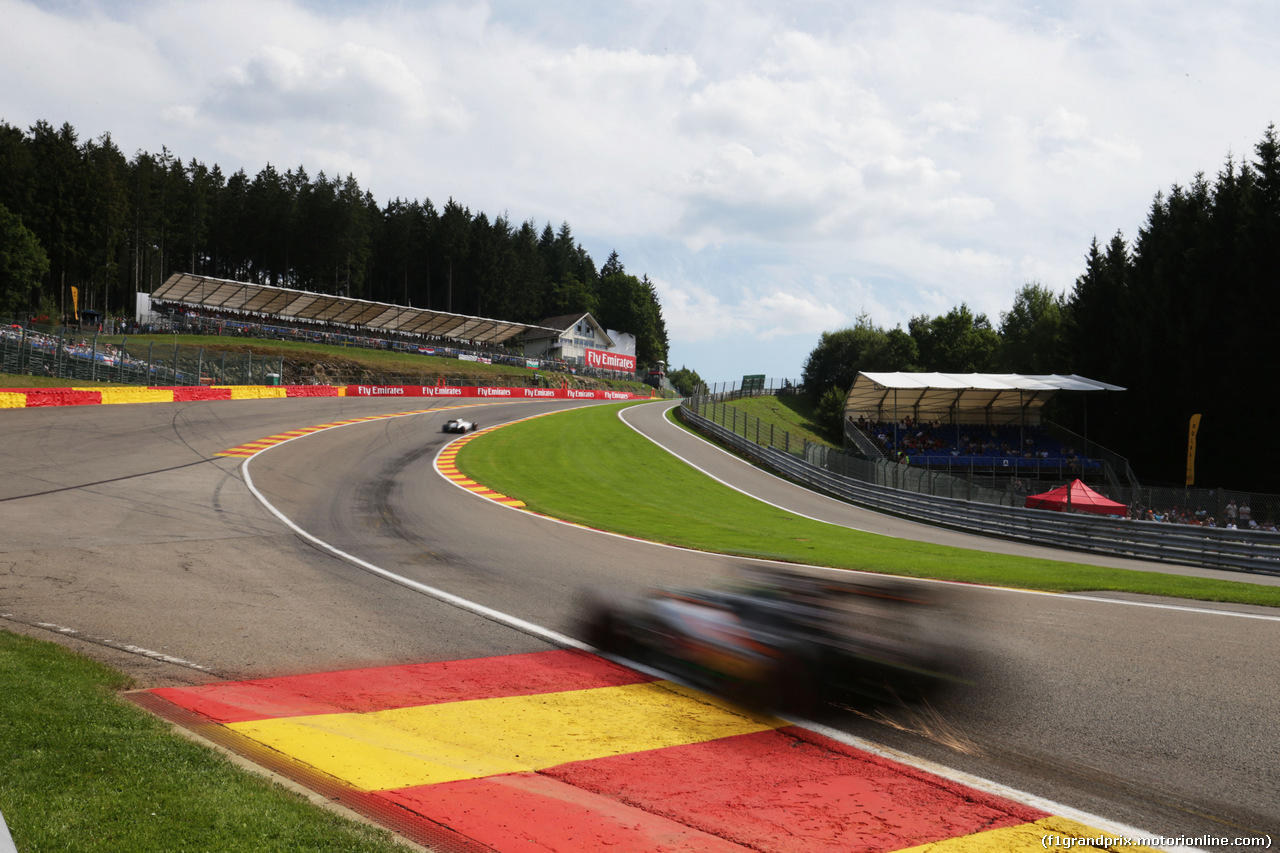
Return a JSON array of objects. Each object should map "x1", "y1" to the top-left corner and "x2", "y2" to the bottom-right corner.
[{"x1": 679, "y1": 402, "x2": 1280, "y2": 577}]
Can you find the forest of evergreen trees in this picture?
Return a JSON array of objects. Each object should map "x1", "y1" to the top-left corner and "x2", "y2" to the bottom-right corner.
[
  {"x1": 0, "y1": 120, "x2": 669, "y2": 368},
  {"x1": 803, "y1": 125, "x2": 1280, "y2": 491}
]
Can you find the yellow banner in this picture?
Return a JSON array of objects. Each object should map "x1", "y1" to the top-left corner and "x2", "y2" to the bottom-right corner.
[
  {"x1": 1186, "y1": 414, "x2": 1201, "y2": 486},
  {"x1": 70, "y1": 285, "x2": 80, "y2": 321}
]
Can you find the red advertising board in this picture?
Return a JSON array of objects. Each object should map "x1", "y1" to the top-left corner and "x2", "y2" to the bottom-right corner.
[
  {"x1": 584, "y1": 348, "x2": 637, "y2": 373},
  {"x1": 346, "y1": 385, "x2": 649, "y2": 400}
]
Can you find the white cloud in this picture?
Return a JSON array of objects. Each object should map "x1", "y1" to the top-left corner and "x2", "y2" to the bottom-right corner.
[{"x1": 203, "y1": 42, "x2": 437, "y2": 126}]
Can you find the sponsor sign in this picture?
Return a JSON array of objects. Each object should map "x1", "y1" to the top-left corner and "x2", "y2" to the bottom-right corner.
[
  {"x1": 345, "y1": 385, "x2": 652, "y2": 400},
  {"x1": 351, "y1": 385, "x2": 462, "y2": 397},
  {"x1": 585, "y1": 348, "x2": 636, "y2": 373}
]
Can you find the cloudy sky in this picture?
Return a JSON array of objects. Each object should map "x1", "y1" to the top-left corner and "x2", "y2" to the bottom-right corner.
[{"x1": 3, "y1": 1, "x2": 1277, "y2": 381}]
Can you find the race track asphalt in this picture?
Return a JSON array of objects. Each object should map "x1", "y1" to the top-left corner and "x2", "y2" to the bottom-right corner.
[{"x1": 1, "y1": 397, "x2": 1276, "y2": 848}]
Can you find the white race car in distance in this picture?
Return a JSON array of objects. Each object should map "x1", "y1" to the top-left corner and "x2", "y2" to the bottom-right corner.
[{"x1": 442, "y1": 418, "x2": 479, "y2": 433}]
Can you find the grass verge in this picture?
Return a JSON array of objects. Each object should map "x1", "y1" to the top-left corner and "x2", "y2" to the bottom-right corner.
[
  {"x1": 720, "y1": 393, "x2": 838, "y2": 448},
  {"x1": 456, "y1": 402, "x2": 1280, "y2": 608},
  {"x1": 0, "y1": 631, "x2": 409, "y2": 853}
]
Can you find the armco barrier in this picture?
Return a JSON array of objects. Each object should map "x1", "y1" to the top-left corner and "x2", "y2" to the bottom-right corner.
[
  {"x1": 0, "y1": 384, "x2": 653, "y2": 409},
  {"x1": 0, "y1": 385, "x2": 335, "y2": 408},
  {"x1": 679, "y1": 404, "x2": 1280, "y2": 577}
]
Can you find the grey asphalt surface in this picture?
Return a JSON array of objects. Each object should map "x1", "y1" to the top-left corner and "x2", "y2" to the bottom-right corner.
[{"x1": 1, "y1": 396, "x2": 1276, "y2": 849}]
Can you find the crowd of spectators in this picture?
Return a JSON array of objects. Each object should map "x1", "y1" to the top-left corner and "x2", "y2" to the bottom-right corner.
[
  {"x1": 1, "y1": 323, "x2": 147, "y2": 376},
  {"x1": 852, "y1": 414, "x2": 1089, "y2": 472},
  {"x1": 1127, "y1": 499, "x2": 1276, "y2": 530}
]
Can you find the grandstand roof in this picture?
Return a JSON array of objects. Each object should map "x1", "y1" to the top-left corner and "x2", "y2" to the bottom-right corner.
[
  {"x1": 845, "y1": 372, "x2": 1125, "y2": 423},
  {"x1": 151, "y1": 273, "x2": 559, "y2": 346}
]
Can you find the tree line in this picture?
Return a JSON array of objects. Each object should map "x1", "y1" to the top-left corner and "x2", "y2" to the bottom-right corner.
[
  {"x1": 803, "y1": 125, "x2": 1280, "y2": 491},
  {"x1": 0, "y1": 120, "x2": 669, "y2": 368}
]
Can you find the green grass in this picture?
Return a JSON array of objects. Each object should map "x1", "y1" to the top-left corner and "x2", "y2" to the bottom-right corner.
[
  {"x1": 720, "y1": 393, "x2": 838, "y2": 448},
  {"x1": 457, "y1": 402, "x2": 1280, "y2": 608},
  {"x1": 0, "y1": 631, "x2": 409, "y2": 853}
]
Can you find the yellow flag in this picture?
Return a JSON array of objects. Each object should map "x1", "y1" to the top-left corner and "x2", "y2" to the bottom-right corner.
[
  {"x1": 1186, "y1": 414, "x2": 1201, "y2": 486},
  {"x1": 70, "y1": 286, "x2": 80, "y2": 321}
]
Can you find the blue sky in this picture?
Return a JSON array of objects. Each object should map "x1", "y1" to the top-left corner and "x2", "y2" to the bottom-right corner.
[{"x1": 3, "y1": 0, "x2": 1278, "y2": 381}]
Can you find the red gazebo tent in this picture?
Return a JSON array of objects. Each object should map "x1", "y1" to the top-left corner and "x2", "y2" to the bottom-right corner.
[{"x1": 1024, "y1": 479, "x2": 1127, "y2": 517}]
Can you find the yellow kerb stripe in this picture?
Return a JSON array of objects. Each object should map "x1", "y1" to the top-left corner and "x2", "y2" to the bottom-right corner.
[
  {"x1": 226, "y1": 680, "x2": 784, "y2": 791},
  {"x1": 98, "y1": 388, "x2": 176, "y2": 404}
]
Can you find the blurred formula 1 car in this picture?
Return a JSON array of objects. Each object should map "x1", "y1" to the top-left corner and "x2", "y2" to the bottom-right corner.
[
  {"x1": 441, "y1": 418, "x2": 479, "y2": 433},
  {"x1": 581, "y1": 567, "x2": 957, "y2": 713}
]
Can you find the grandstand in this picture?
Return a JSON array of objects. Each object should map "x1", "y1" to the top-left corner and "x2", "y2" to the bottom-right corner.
[
  {"x1": 147, "y1": 273, "x2": 557, "y2": 348},
  {"x1": 842, "y1": 372, "x2": 1131, "y2": 493}
]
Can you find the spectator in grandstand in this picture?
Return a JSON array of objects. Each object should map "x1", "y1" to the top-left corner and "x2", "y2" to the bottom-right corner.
[{"x1": 1225, "y1": 500, "x2": 1238, "y2": 524}]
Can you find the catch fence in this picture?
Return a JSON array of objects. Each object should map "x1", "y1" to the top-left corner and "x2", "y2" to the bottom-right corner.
[
  {"x1": 1, "y1": 320, "x2": 283, "y2": 386},
  {"x1": 679, "y1": 395, "x2": 1280, "y2": 575},
  {"x1": 684, "y1": 380, "x2": 1280, "y2": 536},
  {"x1": 1, "y1": 316, "x2": 669, "y2": 394}
]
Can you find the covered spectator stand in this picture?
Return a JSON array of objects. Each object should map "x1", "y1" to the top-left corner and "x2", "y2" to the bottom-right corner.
[
  {"x1": 842, "y1": 372, "x2": 1129, "y2": 495},
  {"x1": 1024, "y1": 479, "x2": 1128, "y2": 517}
]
